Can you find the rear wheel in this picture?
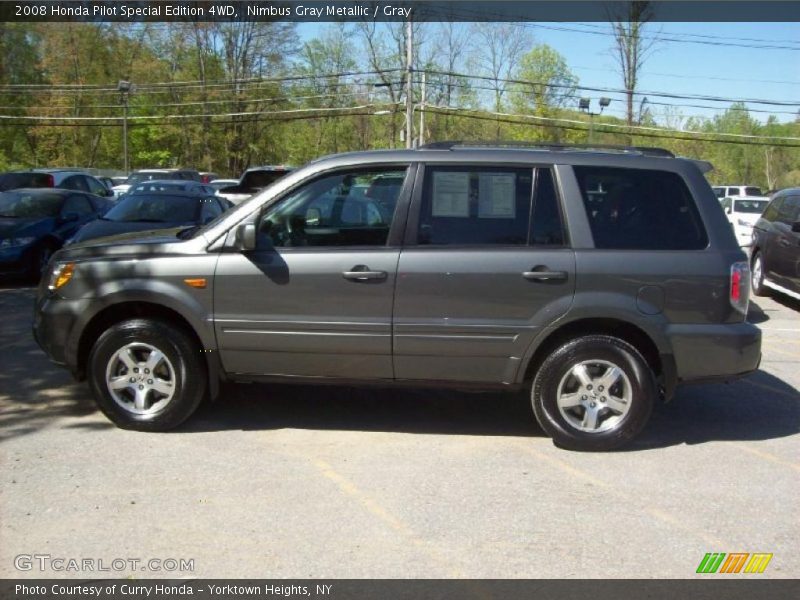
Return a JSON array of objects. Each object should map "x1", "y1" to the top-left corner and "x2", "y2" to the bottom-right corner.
[
  {"x1": 531, "y1": 335, "x2": 656, "y2": 451},
  {"x1": 88, "y1": 319, "x2": 207, "y2": 431},
  {"x1": 751, "y1": 251, "x2": 768, "y2": 297}
]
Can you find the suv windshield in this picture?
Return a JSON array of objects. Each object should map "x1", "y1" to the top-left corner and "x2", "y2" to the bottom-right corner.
[
  {"x1": 104, "y1": 194, "x2": 198, "y2": 223},
  {"x1": 0, "y1": 191, "x2": 62, "y2": 218},
  {"x1": 734, "y1": 199, "x2": 768, "y2": 214}
]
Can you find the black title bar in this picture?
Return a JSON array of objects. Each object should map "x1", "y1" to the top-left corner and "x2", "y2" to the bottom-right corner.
[{"x1": 2, "y1": 1, "x2": 800, "y2": 23}]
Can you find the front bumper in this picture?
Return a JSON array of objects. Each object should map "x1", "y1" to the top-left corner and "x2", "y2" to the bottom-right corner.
[
  {"x1": 33, "y1": 291, "x2": 91, "y2": 374},
  {"x1": 667, "y1": 321, "x2": 762, "y2": 382}
]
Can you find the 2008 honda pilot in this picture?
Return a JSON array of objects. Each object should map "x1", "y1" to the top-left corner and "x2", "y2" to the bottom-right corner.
[{"x1": 33, "y1": 143, "x2": 762, "y2": 450}]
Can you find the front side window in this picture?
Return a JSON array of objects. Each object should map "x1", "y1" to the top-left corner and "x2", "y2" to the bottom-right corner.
[
  {"x1": 62, "y1": 175, "x2": 89, "y2": 192},
  {"x1": 62, "y1": 194, "x2": 93, "y2": 216},
  {"x1": 778, "y1": 196, "x2": 800, "y2": 224},
  {"x1": 574, "y1": 166, "x2": 708, "y2": 250},
  {"x1": 256, "y1": 168, "x2": 406, "y2": 248},
  {"x1": 728, "y1": 187, "x2": 741, "y2": 196},
  {"x1": 418, "y1": 167, "x2": 533, "y2": 245},
  {"x1": 84, "y1": 176, "x2": 108, "y2": 196}
]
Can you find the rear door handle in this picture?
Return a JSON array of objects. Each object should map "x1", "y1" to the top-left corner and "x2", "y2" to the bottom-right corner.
[
  {"x1": 522, "y1": 268, "x2": 568, "y2": 282},
  {"x1": 342, "y1": 266, "x2": 388, "y2": 282}
]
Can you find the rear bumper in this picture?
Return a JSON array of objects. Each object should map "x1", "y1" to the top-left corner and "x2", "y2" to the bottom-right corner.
[{"x1": 667, "y1": 321, "x2": 761, "y2": 382}]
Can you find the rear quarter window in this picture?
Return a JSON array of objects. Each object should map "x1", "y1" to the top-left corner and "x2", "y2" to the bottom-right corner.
[{"x1": 574, "y1": 166, "x2": 708, "y2": 250}]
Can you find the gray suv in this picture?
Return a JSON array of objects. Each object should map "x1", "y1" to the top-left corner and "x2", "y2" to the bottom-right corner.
[{"x1": 33, "y1": 143, "x2": 761, "y2": 450}]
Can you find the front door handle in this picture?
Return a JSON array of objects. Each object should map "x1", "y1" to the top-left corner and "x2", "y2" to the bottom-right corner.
[
  {"x1": 522, "y1": 268, "x2": 568, "y2": 282},
  {"x1": 342, "y1": 266, "x2": 388, "y2": 282}
]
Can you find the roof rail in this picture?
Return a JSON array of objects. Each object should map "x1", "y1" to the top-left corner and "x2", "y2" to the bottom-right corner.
[{"x1": 418, "y1": 141, "x2": 675, "y2": 158}]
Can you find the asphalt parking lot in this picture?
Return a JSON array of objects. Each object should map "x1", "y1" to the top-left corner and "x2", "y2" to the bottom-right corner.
[{"x1": 0, "y1": 282, "x2": 797, "y2": 579}]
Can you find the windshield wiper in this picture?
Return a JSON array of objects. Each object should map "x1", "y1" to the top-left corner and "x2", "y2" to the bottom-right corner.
[
  {"x1": 0, "y1": 214, "x2": 19, "y2": 218},
  {"x1": 124, "y1": 218, "x2": 168, "y2": 223}
]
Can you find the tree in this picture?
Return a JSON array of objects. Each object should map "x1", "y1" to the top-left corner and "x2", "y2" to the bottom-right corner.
[
  {"x1": 511, "y1": 44, "x2": 578, "y2": 115},
  {"x1": 609, "y1": 1, "x2": 657, "y2": 128},
  {"x1": 469, "y1": 23, "x2": 532, "y2": 138}
]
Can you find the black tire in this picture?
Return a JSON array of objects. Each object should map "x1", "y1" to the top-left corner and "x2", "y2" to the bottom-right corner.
[
  {"x1": 88, "y1": 318, "x2": 207, "y2": 431},
  {"x1": 531, "y1": 335, "x2": 656, "y2": 451},
  {"x1": 751, "y1": 251, "x2": 769, "y2": 297}
]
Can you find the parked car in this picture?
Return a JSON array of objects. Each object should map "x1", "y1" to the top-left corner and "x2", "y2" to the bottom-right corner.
[
  {"x1": 0, "y1": 188, "x2": 112, "y2": 279},
  {"x1": 199, "y1": 172, "x2": 220, "y2": 184},
  {"x1": 209, "y1": 178, "x2": 239, "y2": 193},
  {"x1": 750, "y1": 189, "x2": 800, "y2": 301},
  {"x1": 0, "y1": 169, "x2": 116, "y2": 199},
  {"x1": 33, "y1": 143, "x2": 761, "y2": 451},
  {"x1": 712, "y1": 184, "x2": 763, "y2": 200},
  {"x1": 216, "y1": 165, "x2": 294, "y2": 205},
  {"x1": 112, "y1": 168, "x2": 201, "y2": 197},
  {"x1": 720, "y1": 196, "x2": 769, "y2": 247},
  {"x1": 68, "y1": 181, "x2": 228, "y2": 245}
]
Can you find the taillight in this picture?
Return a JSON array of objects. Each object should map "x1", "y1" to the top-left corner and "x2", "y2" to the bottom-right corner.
[
  {"x1": 730, "y1": 261, "x2": 750, "y2": 314},
  {"x1": 46, "y1": 174, "x2": 55, "y2": 187}
]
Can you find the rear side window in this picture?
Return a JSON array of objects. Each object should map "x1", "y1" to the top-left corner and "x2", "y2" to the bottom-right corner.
[
  {"x1": 574, "y1": 166, "x2": 708, "y2": 250},
  {"x1": 728, "y1": 187, "x2": 741, "y2": 196},
  {"x1": 762, "y1": 197, "x2": 783, "y2": 222},
  {"x1": 744, "y1": 187, "x2": 763, "y2": 196},
  {"x1": 418, "y1": 167, "x2": 533, "y2": 246}
]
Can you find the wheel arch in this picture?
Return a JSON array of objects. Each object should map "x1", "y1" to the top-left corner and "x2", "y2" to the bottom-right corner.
[
  {"x1": 76, "y1": 301, "x2": 221, "y2": 400},
  {"x1": 520, "y1": 317, "x2": 673, "y2": 400}
]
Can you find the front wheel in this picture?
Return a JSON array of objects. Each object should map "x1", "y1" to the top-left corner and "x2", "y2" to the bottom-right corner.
[
  {"x1": 88, "y1": 319, "x2": 207, "y2": 431},
  {"x1": 751, "y1": 252, "x2": 768, "y2": 297},
  {"x1": 531, "y1": 335, "x2": 656, "y2": 451}
]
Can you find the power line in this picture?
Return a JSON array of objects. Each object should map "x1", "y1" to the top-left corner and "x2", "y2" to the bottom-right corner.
[
  {"x1": 423, "y1": 105, "x2": 800, "y2": 148},
  {"x1": 426, "y1": 69, "x2": 800, "y2": 107},
  {"x1": 413, "y1": 6, "x2": 800, "y2": 52}
]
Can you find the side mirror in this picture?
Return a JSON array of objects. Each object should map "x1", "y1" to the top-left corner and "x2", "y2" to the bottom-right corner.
[
  {"x1": 792, "y1": 221, "x2": 800, "y2": 233},
  {"x1": 725, "y1": 207, "x2": 731, "y2": 214},
  {"x1": 234, "y1": 222, "x2": 256, "y2": 251},
  {"x1": 106, "y1": 189, "x2": 115, "y2": 197}
]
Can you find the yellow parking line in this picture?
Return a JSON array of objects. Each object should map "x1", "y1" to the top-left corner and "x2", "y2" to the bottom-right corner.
[
  {"x1": 312, "y1": 459, "x2": 467, "y2": 578},
  {"x1": 513, "y1": 443, "x2": 727, "y2": 548},
  {"x1": 730, "y1": 443, "x2": 800, "y2": 473}
]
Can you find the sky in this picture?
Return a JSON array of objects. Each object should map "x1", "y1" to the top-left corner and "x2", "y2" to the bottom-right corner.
[{"x1": 297, "y1": 21, "x2": 800, "y2": 125}]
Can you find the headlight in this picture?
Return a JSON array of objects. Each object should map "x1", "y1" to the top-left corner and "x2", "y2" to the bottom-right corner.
[
  {"x1": 47, "y1": 262, "x2": 75, "y2": 291},
  {"x1": 0, "y1": 236, "x2": 36, "y2": 248}
]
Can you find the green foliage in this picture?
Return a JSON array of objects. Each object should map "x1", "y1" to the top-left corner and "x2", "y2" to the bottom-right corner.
[{"x1": 0, "y1": 23, "x2": 798, "y2": 189}]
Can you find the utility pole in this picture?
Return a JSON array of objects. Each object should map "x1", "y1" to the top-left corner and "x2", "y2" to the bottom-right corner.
[
  {"x1": 405, "y1": 16, "x2": 413, "y2": 149},
  {"x1": 419, "y1": 71, "x2": 426, "y2": 147},
  {"x1": 117, "y1": 80, "x2": 132, "y2": 173}
]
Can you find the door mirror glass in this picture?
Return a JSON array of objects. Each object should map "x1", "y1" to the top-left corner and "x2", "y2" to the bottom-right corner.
[{"x1": 234, "y1": 223, "x2": 256, "y2": 251}]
